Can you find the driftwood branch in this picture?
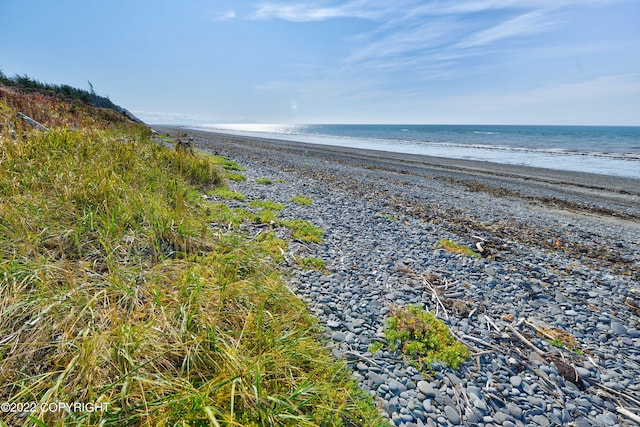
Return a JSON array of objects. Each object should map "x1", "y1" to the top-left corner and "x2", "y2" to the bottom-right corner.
[
  {"x1": 505, "y1": 323, "x2": 545, "y2": 357},
  {"x1": 617, "y1": 407, "x2": 640, "y2": 424},
  {"x1": 422, "y1": 274, "x2": 449, "y2": 320},
  {"x1": 16, "y1": 112, "x2": 49, "y2": 132}
]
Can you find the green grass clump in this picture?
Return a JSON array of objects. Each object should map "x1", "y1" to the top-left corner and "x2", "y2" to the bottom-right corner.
[
  {"x1": 200, "y1": 153, "x2": 246, "y2": 171},
  {"x1": 254, "y1": 209, "x2": 279, "y2": 224},
  {"x1": 0, "y1": 103, "x2": 387, "y2": 426},
  {"x1": 385, "y1": 305, "x2": 470, "y2": 371},
  {"x1": 437, "y1": 239, "x2": 481, "y2": 259},
  {"x1": 379, "y1": 212, "x2": 397, "y2": 221},
  {"x1": 280, "y1": 219, "x2": 324, "y2": 243},
  {"x1": 209, "y1": 186, "x2": 247, "y2": 201},
  {"x1": 291, "y1": 195, "x2": 313, "y2": 206},
  {"x1": 256, "y1": 177, "x2": 274, "y2": 185},
  {"x1": 207, "y1": 202, "x2": 252, "y2": 228},
  {"x1": 225, "y1": 171, "x2": 247, "y2": 182},
  {"x1": 255, "y1": 232, "x2": 288, "y2": 262},
  {"x1": 300, "y1": 257, "x2": 325, "y2": 270},
  {"x1": 248, "y1": 200, "x2": 285, "y2": 211}
]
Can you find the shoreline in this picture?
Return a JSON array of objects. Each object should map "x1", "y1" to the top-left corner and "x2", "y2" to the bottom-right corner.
[{"x1": 159, "y1": 126, "x2": 640, "y2": 221}]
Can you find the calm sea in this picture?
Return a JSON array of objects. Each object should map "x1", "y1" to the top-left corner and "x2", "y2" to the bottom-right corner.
[{"x1": 192, "y1": 124, "x2": 640, "y2": 179}]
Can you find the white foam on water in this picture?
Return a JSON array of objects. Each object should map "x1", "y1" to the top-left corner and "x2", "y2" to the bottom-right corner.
[{"x1": 192, "y1": 124, "x2": 640, "y2": 180}]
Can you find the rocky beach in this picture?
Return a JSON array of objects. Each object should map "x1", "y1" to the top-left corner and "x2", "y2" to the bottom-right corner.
[{"x1": 160, "y1": 127, "x2": 640, "y2": 427}]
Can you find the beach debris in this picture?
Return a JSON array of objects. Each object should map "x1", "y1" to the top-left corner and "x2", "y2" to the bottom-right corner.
[
  {"x1": 550, "y1": 355, "x2": 585, "y2": 389},
  {"x1": 16, "y1": 111, "x2": 49, "y2": 132},
  {"x1": 625, "y1": 287, "x2": 640, "y2": 314},
  {"x1": 617, "y1": 407, "x2": 640, "y2": 424}
]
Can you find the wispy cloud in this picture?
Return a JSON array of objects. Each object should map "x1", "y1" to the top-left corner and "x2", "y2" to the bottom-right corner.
[
  {"x1": 455, "y1": 9, "x2": 557, "y2": 48},
  {"x1": 251, "y1": 1, "x2": 394, "y2": 22},
  {"x1": 341, "y1": 0, "x2": 595, "y2": 73},
  {"x1": 210, "y1": 10, "x2": 236, "y2": 22},
  {"x1": 346, "y1": 19, "x2": 459, "y2": 64},
  {"x1": 407, "y1": 0, "x2": 621, "y2": 16}
]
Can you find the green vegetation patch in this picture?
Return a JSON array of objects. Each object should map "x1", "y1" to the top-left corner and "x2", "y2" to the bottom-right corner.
[
  {"x1": 291, "y1": 195, "x2": 313, "y2": 206},
  {"x1": 256, "y1": 177, "x2": 274, "y2": 185},
  {"x1": 254, "y1": 208, "x2": 279, "y2": 224},
  {"x1": 0, "y1": 101, "x2": 386, "y2": 426},
  {"x1": 385, "y1": 305, "x2": 470, "y2": 371},
  {"x1": 281, "y1": 219, "x2": 324, "y2": 243},
  {"x1": 225, "y1": 171, "x2": 247, "y2": 182},
  {"x1": 207, "y1": 202, "x2": 252, "y2": 228},
  {"x1": 300, "y1": 256, "x2": 326, "y2": 271},
  {"x1": 209, "y1": 186, "x2": 247, "y2": 201},
  {"x1": 255, "y1": 231, "x2": 288, "y2": 263},
  {"x1": 200, "y1": 153, "x2": 246, "y2": 171},
  {"x1": 437, "y1": 239, "x2": 481, "y2": 259},
  {"x1": 248, "y1": 199, "x2": 285, "y2": 211}
]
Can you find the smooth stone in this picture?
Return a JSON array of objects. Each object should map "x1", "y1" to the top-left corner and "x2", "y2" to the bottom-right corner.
[
  {"x1": 575, "y1": 367, "x2": 591, "y2": 378},
  {"x1": 533, "y1": 414, "x2": 551, "y2": 427},
  {"x1": 407, "y1": 399, "x2": 416, "y2": 411},
  {"x1": 331, "y1": 331, "x2": 346, "y2": 342},
  {"x1": 472, "y1": 396, "x2": 488, "y2": 412},
  {"x1": 467, "y1": 385, "x2": 482, "y2": 398},
  {"x1": 388, "y1": 379, "x2": 407, "y2": 396},
  {"x1": 446, "y1": 372, "x2": 464, "y2": 386},
  {"x1": 574, "y1": 417, "x2": 591, "y2": 427},
  {"x1": 611, "y1": 321, "x2": 627, "y2": 335},
  {"x1": 509, "y1": 375, "x2": 523, "y2": 388},
  {"x1": 507, "y1": 402, "x2": 523, "y2": 419},
  {"x1": 385, "y1": 400, "x2": 399, "y2": 416},
  {"x1": 367, "y1": 371, "x2": 385, "y2": 386},
  {"x1": 444, "y1": 405, "x2": 461, "y2": 425},
  {"x1": 575, "y1": 398, "x2": 592, "y2": 410},
  {"x1": 326, "y1": 320, "x2": 341, "y2": 329},
  {"x1": 596, "y1": 413, "x2": 618, "y2": 426},
  {"x1": 417, "y1": 381, "x2": 436, "y2": 398},
  {"x1": 494, "y1": 411, "x2": 512, "y2": 423},
  {"x1": 484, "y1": 266, "x2": 497, "y2": 277}
]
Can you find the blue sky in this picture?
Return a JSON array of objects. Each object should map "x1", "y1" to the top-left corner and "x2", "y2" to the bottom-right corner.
[{"x1": 1, "y1": 0, "x2": 639, "y2": 125}]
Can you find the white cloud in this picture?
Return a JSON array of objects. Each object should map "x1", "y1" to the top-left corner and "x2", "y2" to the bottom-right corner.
[
  {"x1": 408, "y1": 0, "x2": 621, "y2": 16},
  {"x1": 346, "y1": 20, "x2": 459, "y2": 64},
  {"x1": 455, "y1": 10, "x2": 557, "y2": 48},
  {"x1": 251, "y1": 1, "x2": 393, "y2": 22},
  {"x1": 210, "y1": 10, "x2": 236, "y2": 22}
]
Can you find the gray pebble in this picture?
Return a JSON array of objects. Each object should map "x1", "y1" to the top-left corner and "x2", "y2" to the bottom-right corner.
[
  {"x1": 367, "y1": 371, "x2": 385, "y2": 386},
  {"x1": 509, "y1": 375, "x2": 522, "y2": 388},
  {"x1": 388, "y1": 378, "x2": 407, "y2": 396},
  {"x1": 331, "y1": 331, "x2": 346, "y2": 342},
  {"x1": 444, "y1": 405, "x2": 461, "y2": 425},
  {"x1": 611, "y1": 321, "x2": 627, "y2": 335},
  {"x1": 417, "y1": 381, "x2": 436, "y2": 398}
]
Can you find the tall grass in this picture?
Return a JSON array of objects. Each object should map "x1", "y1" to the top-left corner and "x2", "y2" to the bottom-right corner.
[{"x1": 0, "y1": 105, "x2": 386, "y2": 425}]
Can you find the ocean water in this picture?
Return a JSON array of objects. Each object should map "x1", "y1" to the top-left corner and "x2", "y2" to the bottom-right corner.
[{"x1": 192, "y1": 124, "x2": 640, "y2": 179}]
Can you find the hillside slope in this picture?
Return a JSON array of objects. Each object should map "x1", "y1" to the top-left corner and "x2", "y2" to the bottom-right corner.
[{"x1": 0, "y1": 82, "x2": 386, "y2": 426}]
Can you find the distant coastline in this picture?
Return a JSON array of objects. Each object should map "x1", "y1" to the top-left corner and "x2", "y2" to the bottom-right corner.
[
  {"x1": 160, "y1": 126, "x2": 640, "y2": 221},
  {"x1": 186, "y1": 124, "x2": 640, "y2": 180}
]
